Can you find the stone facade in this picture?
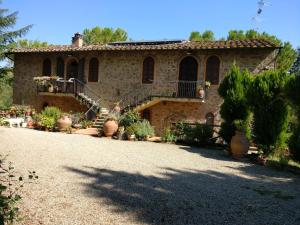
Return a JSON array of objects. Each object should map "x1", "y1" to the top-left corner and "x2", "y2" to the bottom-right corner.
[{"x1": 13, "y1": 47, "x2": 277, "y2": 134}]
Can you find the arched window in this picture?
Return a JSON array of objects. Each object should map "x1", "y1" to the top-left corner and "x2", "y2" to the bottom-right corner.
[
  {"x1": 205, "y1": 56, "x2": 220, "y2": 85},
  {"x1": 205, "y1": 112, "x2": 215, "y2": 125},
  {"x1": 142, "y1": 57, "x2": 154, "y2": 83},
  {"x1": 88, "y1": 58, "x2": 99, "y2": 82},
  {"x1": 42, "y1": 58, "x2": 51, "y2": 76},
  {"x1": 56, "y1": 57, "x2": 64, "y2": 78}
]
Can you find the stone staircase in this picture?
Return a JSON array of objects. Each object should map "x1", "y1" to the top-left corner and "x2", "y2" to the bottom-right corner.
[{"x1": 91, "y1": 108, "x2": 109, "y2": 130}]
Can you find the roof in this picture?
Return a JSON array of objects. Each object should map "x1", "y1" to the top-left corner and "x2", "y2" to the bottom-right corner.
[{"x1": 9, "y1": 39, "x2": 279, "y2": 54}]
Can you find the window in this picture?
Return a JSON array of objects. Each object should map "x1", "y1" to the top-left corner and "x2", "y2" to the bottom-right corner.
[
  {"x1": 42, "y1": 58, "x2": 51, "y2": 76},
  {"x1": 141, "y1": 109, "x2": 151, "y2": 122},
  {"x1": 205, "y1": 112, "x2": 214, "y2": 125},
  {"x1": 142, "y1": 57, "x2": 154, "y2": 83},
  {"x1": 88, "y1": 58, "x2": 99, "y2": 82},
  {"x1": 56, "y1": 57, "x2": 64, "y2": 77},
  {"x1": 205, "y1": 56, "x2": 220, "y2": 85}
]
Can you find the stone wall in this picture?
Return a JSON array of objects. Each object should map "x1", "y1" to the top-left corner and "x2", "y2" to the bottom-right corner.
[{"x1": 13, "y1": 48, "x2": 276, "y2": 132}]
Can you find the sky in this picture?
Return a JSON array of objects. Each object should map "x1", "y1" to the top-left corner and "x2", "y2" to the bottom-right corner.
[{"x1": 2, "y1": 0, "x2": 300, "y2": 48}]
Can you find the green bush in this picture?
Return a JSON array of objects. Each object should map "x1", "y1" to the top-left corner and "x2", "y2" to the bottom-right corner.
[
  {"x1": 286, "y1": 75, "x2": 300, "y2": 161},
  {"x1": 119, "y1": 110, "x2": 141, "y2": 128},
  {"x1": 174, "y1": 121, "x2": 213, "y2": 146},
  {"x1": 162, "y1": 128, "x2": 177, "y2": 143},
  {"x1": 218, "y1": 64, "x2": 252, "y2": 143},
  {"x1": 80, "y1": 119, "x2": 93, "y2": 129},
  {"x1": 37, "y1": 114, "x2": 56, "y2": 130},
  {"x1": 248, "y1": 70, "x2": 289, "y2": 154},
  {"x1": 41, "y1": 106, "x2": 62, "y2": 121},
  {"x1": 126, "y1": 120, "x2": 154, "y2": 140},
  {"x1": 289, "y1": 123, "x2": 300, "y2": 161},
  {"x1": 0, "y1": 155, "x2": 38, "y2": 225}
]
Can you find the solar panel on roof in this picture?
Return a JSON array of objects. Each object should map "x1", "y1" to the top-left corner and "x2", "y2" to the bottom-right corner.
[{"x1": 108, "y1": 40, "x2": 185, "y2": 46}]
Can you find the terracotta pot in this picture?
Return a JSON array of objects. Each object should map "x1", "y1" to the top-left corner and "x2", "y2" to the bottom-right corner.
[
  {"x1": 103, "y1": 120, "x2": 118, "y2": 137},
  {"x1": 57, "y1": 115, "x2": 72, "y2": 131},
  {"x1": 127, "y1": 134, "x2": 135, "y2": 141},
  {"x1": 48, "y1": 85, "x2": 54, "y2": 93},
  {"x1": 27, "y1": 120, "x2": 34, "y2": 129},
  {"x1": 230, "y1": 131, "x2": 249, "y2": 159},
  {"x1": 198, "y1": 89, "x2": 205, "y2": 98}
]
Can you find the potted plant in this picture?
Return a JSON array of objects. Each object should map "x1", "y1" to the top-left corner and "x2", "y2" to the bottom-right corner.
[
  {"x1": 230, "y1": 120, "x2": 250, "y2": 159},
  {"x1": 57, "y1": 114, "x2": 72, "y2": 131},
  {"x1": 126, "y1": 124, "x2": 136, "y2": 141},
  {"x1": 205, "y1": 81, "x2": 211, "y2": 89},
  {"x1": 103, "y1": 114, "x2": 119, "y2": 137},
  {"x1": 197, "y1": 86, "x2": 205, "y2": 99}
]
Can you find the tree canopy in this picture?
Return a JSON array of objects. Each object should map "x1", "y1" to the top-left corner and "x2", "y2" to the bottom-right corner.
[
  {"x1": 83, "y1": 26, "x2": 128, "y2": 45},
  {"x1": 189, "y1": 30, "x2": 215, "y2": 41},
  {"x1": 10, "y1": 39, "x2": 49, "y2": 48},
  {"x1": 0, "y1": 3, "x2": 32, "y2": 60},
  {"x1": 188, "y1": 29, "x2": 297, "y2": 72}
]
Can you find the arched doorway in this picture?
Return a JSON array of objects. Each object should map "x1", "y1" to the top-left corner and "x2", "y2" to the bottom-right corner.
[
  {"x1": 178, "y1": 56, "x2": 198, "y2": 97},
  {"x1": 66, "y1": 59, "x2": 79, "y2": 80}
]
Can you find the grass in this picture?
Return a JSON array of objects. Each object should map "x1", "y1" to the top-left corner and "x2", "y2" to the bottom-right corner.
[{"x1": 267, "y1": 155, "x2": 300, "y2": 170}]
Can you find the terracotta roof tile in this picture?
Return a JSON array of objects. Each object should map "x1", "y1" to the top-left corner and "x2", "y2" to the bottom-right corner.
[{"x1": 9, "y1": 39, "x2": 279, "y2": 53}]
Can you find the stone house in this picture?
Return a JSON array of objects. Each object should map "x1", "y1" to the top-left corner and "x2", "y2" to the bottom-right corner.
[{"x1": 10, "y1": 33, "x2": 279, "y2": 135}]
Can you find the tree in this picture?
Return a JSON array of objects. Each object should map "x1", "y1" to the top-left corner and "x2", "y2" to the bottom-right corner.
[
  {"x1": 0, "y1": 3, "x2": 32, "y2": 60},
  {"x1": 218, "y1": 64, "x2": 252, "y2": 144},
  {"x1": 285, "y1": 75, "x2": 300, "y2": 161},
  {"x1": 10, "y1": 39, "x2": 49, "y2": 48},
  {"x1": 0, "y1": 2, "x2": 32, "y2": 109},
  {"x1": 226, "y1": 29, "x2": 296, "y2": 72},
  {"x1": 248, "y1": 70, "x2": 289, "y2": 154},
  {"x1": 189, "y1": 30, "x2": 215, "y2": 41},
  {"x1": 0, "y1": 67, "x2": 13, "y2": 109},
  {"x1": 290, "y1": 48, "x2": 300, "y2": 75},
  {"x1": 83, "y1": 26, "x2": 128, "y2": 45}
]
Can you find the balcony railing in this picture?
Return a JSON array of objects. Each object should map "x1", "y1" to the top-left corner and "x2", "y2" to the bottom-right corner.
[
  {"x1": 34, "y1": 77, "x2": 206, "y2": 110},
  {"x1": 119, "y1": 80, "x2": 206, "y2": 110}
]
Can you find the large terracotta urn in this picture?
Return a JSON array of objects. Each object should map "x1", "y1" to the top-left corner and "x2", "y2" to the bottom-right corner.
[
  {"x1": 103, "y1": 119, "x2": 118, "y2": 137},
  {"x1": 57, "y1": 115, "x2": 72, "y2": 131},
  {"x1": 230, "y1": 131, "x2": 249, "y2": 159}
]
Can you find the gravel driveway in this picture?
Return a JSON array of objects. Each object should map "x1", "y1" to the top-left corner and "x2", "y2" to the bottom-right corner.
[{"x1": 1, "y1": 127, "x2": 300, "y2": 225}]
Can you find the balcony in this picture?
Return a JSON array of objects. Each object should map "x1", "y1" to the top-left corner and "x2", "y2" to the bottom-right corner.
[{"x1": 34, "y1": 77, "x2": 208, "y2": 111}]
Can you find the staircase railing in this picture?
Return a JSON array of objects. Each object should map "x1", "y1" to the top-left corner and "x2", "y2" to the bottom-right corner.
[{"x1": 119, "y1": 80, "x2": 205, "y2": 111}]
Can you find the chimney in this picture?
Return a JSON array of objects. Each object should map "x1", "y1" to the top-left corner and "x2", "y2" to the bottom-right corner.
[{"x1": 72, "y1": 32, "x2": 83, "y2": 47}]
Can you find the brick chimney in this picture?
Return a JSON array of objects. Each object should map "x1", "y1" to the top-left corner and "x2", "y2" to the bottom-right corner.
[{"x1": 72, "y1": 32, "x2": 83, "y2": 47}]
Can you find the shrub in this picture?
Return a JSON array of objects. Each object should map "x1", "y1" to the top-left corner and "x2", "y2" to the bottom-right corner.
[
  {"x1": 0, "y1": 155, "x2": 38, "y2": 225},
  {"x1": 286, "y1": 75, "x2": 300, "y2": 161},
  {"x1": 162, "y1": 128, "x2": 177, "y2": 143},
  {"x1": 248, "y1": 70, "x2": 289, "y2": 154},
  {"x1": 218, "y1": 64, "x2": 252, "y2": 144},
  {"x1": 41, "y1": 106, "x2": 62, "y2": 121},
  {"x1": 119, "y1": 110, "x2": 140, "y2": 128},
  {"x1": 80, "y1": 119, "x2": 93, "y2": 129},
  {"x1": 37, "y1": 114, "x2": 56, "y2": 130},
  {"x1": 126, "y1": 120, "x2": 154, "y2": 140},
  {"x1": 174, "y1": 121, "x2": 213, "y2": 146}
]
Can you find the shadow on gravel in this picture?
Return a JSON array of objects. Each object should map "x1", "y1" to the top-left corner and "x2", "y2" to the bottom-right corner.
[
  {"x1": 65, "y1": 165, "x2": 300, "y2": 225},
  {"x1": 178, "y1": 145, "x2": 235, "y2": 162}
]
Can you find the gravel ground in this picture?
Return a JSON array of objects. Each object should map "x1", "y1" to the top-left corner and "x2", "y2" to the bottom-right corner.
[{"x1": 1, "y1": 127, "x2": 300, "y2": 225}]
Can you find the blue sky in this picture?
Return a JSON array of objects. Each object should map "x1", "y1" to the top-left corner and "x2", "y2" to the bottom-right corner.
[{"x1": 3, "y1": 0, "x2": 300, "y2": 47}]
